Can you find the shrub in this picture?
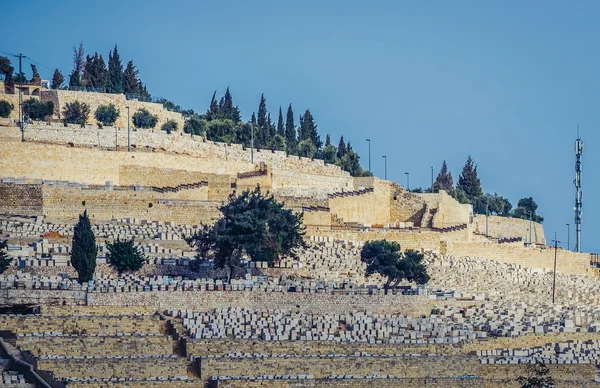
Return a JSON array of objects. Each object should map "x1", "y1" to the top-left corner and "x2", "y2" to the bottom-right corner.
[
  {"x1": 161, "y1": 119, "x2": 178, "y2": 134},
  {"x1": 106, "y1": 238, "x2": 145, "y2": 274},
  {"x1": 297, "y1": 139, "x2": 316, "y2": 158},
  {"x1": 23, "y1": 98, "x2": 55, "y2": 121},
  {"x1": 183, "y1": 116, "x2": 207, "y2": 136},
  {"x1": 0, "y1": 239, "x2": 11, "y2": 274},
  {"x1": 63, "y1": 101, "x2": 90, "y2": 127},
  {"x1": 0, "y1": 100, "x2": 13, "y2": 118},
  {"x1": 94, "y1": 103, "x2": 119, "y2": 126},
  {"x1": 132, "y1": 108, "x2": 158, "y2": 129}
]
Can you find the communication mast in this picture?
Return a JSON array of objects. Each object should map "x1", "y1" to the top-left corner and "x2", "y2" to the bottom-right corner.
[{"x1": 574, "y1": 128, "x2": 583, "y2": 253}]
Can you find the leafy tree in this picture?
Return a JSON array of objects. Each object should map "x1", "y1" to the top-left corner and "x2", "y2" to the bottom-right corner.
[
  {"x1": 338, "y1": 148, "x2": 365, "y2": 176},
  {"x1": 321, "y1": 143, "x2": 338, "y2": 164},
  {"x1": 0, "y1": 56, "x2": 11, "y2": 80},
  {"x1": 337, "y1": 136, "x2": 347, "y2": 159},
  {"x1": 0, "y1": 239, "x2": 12, "y2": 274},
  {"x1": 285, "y1": 104, "x2": 297, "y2": 154},
  {"x1": 94, "y1": 104, "x2": 119, "y2": 127},
  {"x1": 132, "y1": 108, "x2": 158, "y2": 129},
  {"x1": 448, "y1": 188, "x2": 470, "y2": 204},
  {"x1": 183, "y1": 115, "x2": 207, "y2": 136},
  {"x1": 473, "y1": 193, "x2": 512, "y2": 216},
  {"x1": 161, "y1": 119, "x2": 178, "y2": 134},
  {"x1": 299, "y1": 109, "x2": 322, "y2": 150},
  {"x1": 513, "y1": 197, "x2": 544, "y2": 223},
  {"x1": 361, "y1": 240, "x2": 429, "y2": 291},
  {"x1": 235, "y1": 122, "x2": 253, "y2": 147},
  {"x1": 433, "y1": 160, "x2": 454, "y2": 192},
  {"x1": 297, "y1": 139, "x2": 317, "y2": 158},
  {"x1": 30, "y1": 64, "x2": 41, "y2": 85},
  {"x1": 457, "y1": 156, "x2": 482, "y2": 202},
  {"x1": 51, "y1": 69, "x2": 65, "y2": 89},
  {"x1": 71, "y1": 210, "x2": 97, "y2": 283},
  {"x1": 185, "y1": 187, "x2": 306, "y2": 281},
  {"x1": 14, "y1": 72, "x2": 26, "y2": 84},
  {"x1": 84, "y1": 53, "x2": 108, "y2": 90},
  {"x1": 63, "y1": 101, "x2": 90, "y2": 127},
  {"x1": 24, "y1": 98, "x2": 55, "y2": 121},
  {"x1": 0, "y1": 101, "x2": 13, "y2": 118},
  {"x1": 516, "y1": 362, "x2": 555, "y2": 388},
  {"x1": 107, "y1": 44, "x2": 124, "y2": 94},
  {"x1": 271, "y1": 134, "x2": 286, "y2": 151},
  {"x1": 107, "y1": 238, "x2": 145, "y2": 274},
  {"x1": 277, "y1": 107, "x2": 285, "y2": 137},
  {"x1": 206, "y1": 119, "x2": 237, "y2": 143},
  {"x1": 69, "y1": 42, "x2": 85, "y2": 87}
]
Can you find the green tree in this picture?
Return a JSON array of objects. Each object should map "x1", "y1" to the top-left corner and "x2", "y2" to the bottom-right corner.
[
  {"x1": 63, "y1": 101, "x2": 90, "y2": 127},
  {"x1": 161, "y1": 119, "x2": 178, "y2": 134},
  {"x1": 123, "y1": 61, "x2": 141, "y2": 95},
  {"x1": 0, "y1": 101, "x2": 13, "y2": 118},
  {"x1": 297, "y1": 139, "x2": 317, "y2": 158},
  {"x1": 361, "y1": 240, "x2": 429, "y2": 291},
  {"x1": 257, "y1": 94, "x2": 269, "y2": 147},
  {"x1": 107, "y1": 238, "x2": 146, "y2": 274},
  {"x1": 24, "y1": 98, "x2": 55, "y2": 121},
  {"x1": 299, "y1": 109, "x2": 322, "y2": 150},
  {"x1": 51, "y1": 69, "x2": 65, "y2": 89},
  {"x1": 337, "y1": 136, "x2": 347, "y2": 159},
  {"x1": 205, "y1": 91, "x2": 220, "y2": 121},
  {"x1": 0, "y1": 239, "x2": 12, "y2": 274},
  {"x1": 183, "y1": 116, "x2": 207, "y2": 136},
  {"x1": 0, "y1": 56, "x2": 11, "y2": 80},
  {"x1": 69, "y1": 42, "x2": 85, "y2": 88},
  {"x1": 84, "y1": 53, "x2": 108, "y2": 91},
  {"x1": 516, "y1": 362, "x2": 555, "y2": 388},
  {"x1": 277, "y1": 107, "x2": 285, "y2": 137},
  {"x1": 321, "y1": 143, "x2": 338, "y2": 164},
  {"x1": 433, "y1": 160, "x2": 454, "y2": 192},
  {"x1": 206, "y1": 119, "x2": 237, "y2": 143},
  {"x1": 513, "y1": 197, "x2": 543, "y2": 223},
  {"x1": 235, "y1": 122, "x2": 253, "y2": 148},
  {"x1": 271, "y1": 134, "x2": 286, "y2": 151},
  {"x1": 448, "y1": 188, "x2": 470, "y2": 204},
  {"x1": 338, "y1": 148, "x2": 364, "y2": 176},
  {"x1": 284, "y1": 104, "x2": 297, "y2": 154},
  {"x1": 457, "y1": 156, "x2": 482, "y2": 202},
  {"x1": 218, "y1": 87, "x2": 241, "y2": 122},
  {"x1": 185, "y1": 187, "x2": 306, "y2": 280},
  {"x1": 473, "y1": 193, "x2": 512, "y2": 216},
  {"x1": 132, "y1": 108, "x2": 158, "y2": 129},
  {"x1": 71, "y1": 210, "x2": 97, "y2": 283},
  {"x1": 94, "y1": 104, "x2": 119, "y2": 127},
  {"x1": 107, "y1": 44, "x2": 124, "y2": 94}
]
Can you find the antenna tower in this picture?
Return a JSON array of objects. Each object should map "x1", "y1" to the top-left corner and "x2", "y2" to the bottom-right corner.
[{"x1": 574, "y1": 127, "x2": 583, "y2": 253}]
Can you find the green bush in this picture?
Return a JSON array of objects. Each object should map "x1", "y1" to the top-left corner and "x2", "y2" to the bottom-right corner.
[
  {"x1": 63, "y1": 101, "x2": 90, "y2": 127},
  {"x1": 161, "y1": 119, "x2": 178, "y2": 134},
  {"x1": 132, "y1": 108, "x2": 158, "y2": 129},
  {"x1": 94, "y1": 104, "x2": 119, "y2": 126},
  {"x1": 106, "y1": 237, "x2": 145, "y2": 274},
  {"x1": 0, "y1": 100, "x2": 13, "y2": 118},
  {"x1": 183, "y1": 116, "x2": 207, "y2": 136},
  {"x1": 24, "y1": 98, "x2": 55, "y2": 121}
]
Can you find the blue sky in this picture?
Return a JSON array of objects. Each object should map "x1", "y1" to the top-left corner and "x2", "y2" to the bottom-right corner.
[{"x1": 4, "y1": 0, "x2": 599, "y2": 251}]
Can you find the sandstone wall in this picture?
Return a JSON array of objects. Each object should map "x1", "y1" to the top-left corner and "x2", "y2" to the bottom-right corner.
[
  {"x1": 0, "y1": 93, "x2": 31, "y2": 121},
  {"x1": 40, "y1": 89, "x2": 185, "y2": 129},
  {"x1": 473, "y1": 214, "x2": 545, "y2": 244},
  {"x1": 426, "y1": 191, "x2": 472, "y2": 228},
  {"x1": 390, "y1": 190, "x2": 426, "y2": 226},
  {"x1": 328, "y1": 188, "x2": 391, "y2": 226},
  {"x1": 0, "y1": 183, "x2": 42, "y2": 216}
]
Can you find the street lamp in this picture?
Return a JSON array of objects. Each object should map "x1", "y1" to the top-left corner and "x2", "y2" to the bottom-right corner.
[
  {"x1": 382, "y1": 156, "x2": 387, "y2": 180},
  {"x1": 126, "y1": 106, "x2": 130, "y2": 152},
  {"x1": 250, "y1": 122, "x2": 254, "y2": 163},
  {"x1": 430, "y1": 166, "x2": 434, "y2": 193},
  {"x1": 566, "y1": 223, "x2": 570, "y2": 251},
  {"x1": 405, "y1": 172, "x2": 410, "y2": 191},
  {"x1": 366, "y1": 139, "x2": 371, "y2": 173}
]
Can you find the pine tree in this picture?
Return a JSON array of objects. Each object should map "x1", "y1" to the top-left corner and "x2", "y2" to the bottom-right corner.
[
  {"x1": 123, "y1": 61, "x2": 139, "y2": 95},
  {"x1": 299, "y1": 109, "x2": 322, "y2": 150},
  {"x1": 51, "y1": 69, "x2": 65, "y2": 89},
  {"x1": 94, "y1": 54, "x2": 108, "y2": 91},
  {"x1": 69, "y1": 42, "x2": 85, "y2": 88},
  {"x1": 71, "y1": 210, "x2": 97, "y2": 283},
  {"x1": 337, "y1": 136, "x2": 346, "y2": 159},
  {"x1": 434, "y1": 160, "x2": 454, "y2": 192},
  {"x1": 325, "y1": 134, "x2": 331, "y2": 147},
  {"x1": 0, "y1": 239, "x2": 12, "y2": 274},
  {"x1": 285, "y1": 104, "x2": 297, "y2": 154},
  {"x1": 457, "y1": 156, "x2": 483, "y2": 202},
  {"x1": 83, "y1": 54, "x2": 93, "y2": 87},
  {"x1": 107, "y1": 45, "x2": 123, "y2": 94},
  {"x1": 205, "y1": 91, "x2": 220, "y2": 121},
  {"x1": 277, "y1": 107, "x2": 285, "y2": 137}
]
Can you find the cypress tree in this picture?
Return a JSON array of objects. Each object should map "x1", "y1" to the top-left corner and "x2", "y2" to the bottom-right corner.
[
  {"x1": 285, "y1": 104, "x2": 297, "y2": 154},
  {"x1": 457, "y1": 156, "x2": 482, "y2": 202},
  {"x1": 267, "y1": 112, "x2": 276, "y2": 139},
  {"x1": 325, "y1": 134, "x2": 331, "y2": 147},
  {"x1": 71, "y1": 210, "x2": 97, "y2": 283},
  {"x1": 299, "y1": 109, "x2": 322, "y2": 150},
  {"x1": 51, "y1": 69, "x2": 65, "y2": 89},
  {"x1": 257, "y1": 94, "x2": 268, "y2": 147},
  {"x1": 434, "y1": 160, "x2": 454, "y2": 192},
  {"x1": 94, "y1": 54, "x2": 109, "y2": 91},
  {"x1": 69, "y1": 42, "x2": 85, "y2": 88},
  {"x1": 107, "y1": 45, "x2": 123, "y2": 94},
  {"x1": 0, "y1": 239, "x2": 11, "y2": 274},
  {"x1": 277, "y1": 107, "x2": 285, "y2": 137},
  {"x1": 337, "y1": 136, "x2": 346, "y2": 159},
  {"x1": 205, "y1": 91, "x2": 219, "y2": 121},
  {"x1": 123, "y1": 61, "x2": 139, "y2": 95}
]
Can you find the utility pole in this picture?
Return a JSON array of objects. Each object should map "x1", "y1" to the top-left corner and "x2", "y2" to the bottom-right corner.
[
  {"x1": 529, "y1": 211, "x2": 533, "y2": 247},
  {"x1": 430, "y1": 166, "x2": 434, "y2": 193},
  {"x1": 574, "y1": 128, "x2": 583, "y2": 253},
  {"x1": 566, "y1": 223, "x2": 570, "y2": 252},
  {"x1": 366, "y1": 139, "x2": 371, "y2": 173},
  {"x1": 126, "y1": 106, "x2": 131, "y2": 152},
  {"x1": 382, "y1": 155, "x2": 387, "y2": 180},
  {"x1": 405, "y1": 172, "x2": 410, "y2": 191},
  {"x1": 14, "y1": 53, "x2": 29, "y2": 142},
  {"x1": 485, "y1": 197, "x2": 489, "y2": 237},
  {"x1": 552, "y1": 233, "x2": 560, "y2": 304},
  {"x1": 250, "y1": 122, "x2": 254, "y2": 163}
]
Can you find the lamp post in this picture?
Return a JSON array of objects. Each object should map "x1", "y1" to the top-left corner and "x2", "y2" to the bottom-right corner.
[
  {"x1": 366, "y1": 139, "x2": 371, "y2": 173},
  {"x1": 529, "y1": 211, "x2": 533, "y2": 246},
  {"x1": 382, "y1": 156, "x2": 387, "y2": 180},
  {"x1": 566, "y1": 223, "x2": 570, "y2": 251},
  {"x1": 485, "y1": 197, "x2": 489, "y2": 237},
  {"x1": 250, "y1": 122, "x2": 254, "y2": 163},
  {"x1": 126, "y1": 106, "x2": 130, "y2": 152},
  {"x1": 430, "y1": 166, "x2": 434, "y2": 193},
  {"x1": 405, "y1": 172, "x2": 410, "y2": 191},
  {"x1": 552, "y1": 232, "x2": 560, "y2": 304}
]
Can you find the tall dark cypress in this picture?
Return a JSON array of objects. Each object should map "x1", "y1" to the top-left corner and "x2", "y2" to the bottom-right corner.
[
  {"x1": 107, "y1": 45, "x2": 123, "y2": 94},
  {"x1": 299, "y1": 109, "x2": 322, "y2": 149},
  {"x1": 325, "y1": 134, "x2": 331, "y2": 147},
  {"x1": 71, "y1": 210, "x2": 97, "y2": 283},
  {"x1": 256, "y1": 94, "x2": 268, "y2": 147},
  {"x1": 457, "y1": 156, "x2": 482, "y2": 201},
  {"x1": 285, "y1": 104, "x2": 297, "y2": 153},
  {"x1": 206, "y1": 91, "x2": 219, "y2": 121},
  {"x1": 277, "y1": 107, "x2": 285, "y2": 137},
  {"x1": 337, "y1": 136, "x2": 346, "y2": 159},
  {"x1": 434, "y1": 160, "x2": 454, "y2": 192},
  {"x1": 0, "y1": 239, "x2": 11, "y2": 274}
]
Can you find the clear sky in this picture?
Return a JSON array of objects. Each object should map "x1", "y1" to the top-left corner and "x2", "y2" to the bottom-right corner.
[{"x1": 4, "y1": 0, "x2": 599, "y2": 252}]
